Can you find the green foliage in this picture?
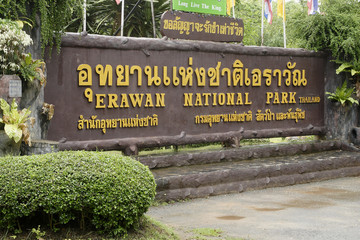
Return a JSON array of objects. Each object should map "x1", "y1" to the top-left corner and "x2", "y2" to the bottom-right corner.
[
  {"x1": 0, "y1": 18, "x2": 32, "y2": 75},
  {"x1": 235, "y1": 0, "x2": 305, "y2": 47},
  {"x1": 192, "y1": 228, "x2": 223, "y2": 237},
  {"x1": 0, "y1": 18, "x2": 46, "y2": 83},
  {"x1": 19, "y1": 53, "x2": 46, "y2": 85},
  {"x1": 0, "y1": 215, "x2": 181, "y2": 239},
  {"x1": 66, "y1": 0, "x2": 170, "y2": 37},
  {"x1": 31, "y1": 225, "x2": 46, "y2": 240},
  {"x1": 0, "y1": 98, "x2": 32, "y2": 145},
  {"x1": 123, "y1": 216, "x2": 180, "y2": 240},
  {"x1": 335, "y1": 61, "x2": 360, "y2": 78},
  {"x1": 0, "y1": 151, "x2": 156, "y2": 236},
  {"x1": 0, "y1": 0, "x2": 83, "y2": 53},
  {"x1": 326, "y1": 81, "x2": 359, "y2": 106},
  {"x1": 235, "y1": 0, "x2": 262, "y2": 46},
  {"x1": 0, "y1": 0, "x2": 27, "y2": 20},
  {"x1": 290, "y1": 0, "x2": 360, "y2": 69}
]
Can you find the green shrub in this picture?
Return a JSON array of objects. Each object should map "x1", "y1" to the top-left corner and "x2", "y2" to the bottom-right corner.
[{"x1": 0, "y1": 151, "x2": 156, "y2": 236}]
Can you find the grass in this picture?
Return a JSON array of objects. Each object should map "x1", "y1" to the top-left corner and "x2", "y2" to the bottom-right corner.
[
  {"x1": 138, "y1": 144, "x2": 224, "y2": 156},
  {"x1": 190, "y1": 227, "x2": 253, "y2": 240},
  {"x1": 0, "y1": 216, "x2": 180, "y2": 240},
  {"x1": 124, "y1": 216, "x2": 180, "y2": 240},
  {"x1": 107, "y1": 135, "x2": 319, "y2": 157},
  {"x1": 136, "y1": 135, "x2": 318, "y2": 156},
  {"x1": 192, "y1": 228, "x2": 223, "y2": 239},
  {"x1": 0, "y1": 217, "x2": 255, "y2": 240}
]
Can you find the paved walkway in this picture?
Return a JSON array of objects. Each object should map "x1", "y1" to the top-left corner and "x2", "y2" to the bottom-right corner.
[{"x1": 148, "y1": 176, "x2": 360, "y2": 240}]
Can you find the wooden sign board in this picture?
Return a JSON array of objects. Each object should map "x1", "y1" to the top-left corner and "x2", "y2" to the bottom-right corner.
[{"x1": 161, "y1": 11, "x2": 244, "y2": 42}]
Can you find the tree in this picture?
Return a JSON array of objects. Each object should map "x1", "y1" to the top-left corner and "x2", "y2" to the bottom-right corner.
[
  {"x1": 288, "y1": 0, "x2": 360, "y2": 70},
  {"x1": 235, "y1": 0, "x2": 262, "y2": 46},
  {"x1": 235, "y1": 0, "x2": 305, "y2": 47},
  {"x1": 0, "y1": 0, "x2": 83, "y2": 52},
  {"x1": 287, "y1": 0, "x2": 360, "y2": 102},
  {"x1": 66, "y1": 0, "x2": 170, "y2": 37}
]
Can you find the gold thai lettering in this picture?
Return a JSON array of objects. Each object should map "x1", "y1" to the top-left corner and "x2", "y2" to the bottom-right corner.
[
  {"x1": 163, "y1": 18, "x2": 243, "y2": 36},
  {"x1": 221, "y1": 67, "x2": 231, "y2": 86},
  {"x1": 195, "y1": 110, "x2": 253, "y2": 127},
  {"x1": 235, "y1": 26, "x2": 243, "y2": 36},
  {"x1": 263, "y1": 69, "x2": 272, "y2": 86},
  {"x1": 130, "y1": 65, "x2": 142, "y2": 86},
  {"x1": 254, "y1": 108, "x2": 306, "y2": 122},
  {"x1": 78, "y1": 115, "x2": 84, "y2": 129},
  {"x1": 116, "y1": 65, "x2": 129, "y2": 86},
  {"x1": 195, "y1": 23, "x2": 203, "y2": 32},
  {"x1": 275, "y1": 108, "x2": 306, "y2": 122},
  {"x1": 289, "y1": 62, "x2": 308, "y2": 86},
  {"x1": 163, "y1": 66, "x2": 171, "y2": 86},
  {"x1": 301, "y1": 70, "x2": 307, "y2": 86},
  {"x1": 252, "y1": 69, "x2": 262, "y2": 87},
  {"x1": 96, "y1": 64, "x2": 113, "y2": 86},
  {"x1": 255, "y1": 109, "x2": 275, "y2": 122},
  {"x1": 204, "y1": 20, "x2": 211, "y2": 33},
  {"x1": 179, "y1": 64, "x2": 193, "y2": 86},
  {"x1": 226, "y1": 60, "x2": 251, "y2": 87},
  {"x1": 78, "y1": 114, "x2": 159, "y2": 133},
  {"x1": 84, "y1": 88, "x2": 93, "y2": 102},
  {"x1": 89, "y1": 115, "x2": 97, "y2": 129},
  {"x1": 273, "y1": 69, "x2": 282, "y2": 87},
  {"x1": 220, "y1": 23, "x2": 227, "y2": 35},
  {"x1": 279, "y1": 62, "x2": 308, "y2": 87},
  {"x1": 77, "y1": 58, "x2": 309, "y2": 88},
  {"x1": 144, "y1": 66, "x2": 161, "y2": 86},
  {"x1": 208, "y1": 62, "x2": 221, "y2": 87},
  {"x1": 230, "y1": 59, "x2": 243, "y2": 86},
  {"x1": 195, "y1": 67, "x2": 206, "y2": 86},
  {"x1": 283, "y1": 62, "x2": 295, "y2": 86},
  {"x1": 78, "y1": 64, "x2": 92, "y2": 86},
  {"x1": 172, "y1": 66, "x2": 180, "y2": 86}
]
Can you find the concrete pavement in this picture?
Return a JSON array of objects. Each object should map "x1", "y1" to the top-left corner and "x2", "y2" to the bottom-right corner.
[{"x1": 147, "y1": 176, "x2": 360, "y2": 240}]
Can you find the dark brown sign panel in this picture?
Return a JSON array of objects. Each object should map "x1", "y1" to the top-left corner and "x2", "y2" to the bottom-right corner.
[
  {"x1": 160, "y1": 11, "x2": 244, "y2": 42},
  {"x1": 45, "y1": 34, "x2": 325, "y2": 149}
]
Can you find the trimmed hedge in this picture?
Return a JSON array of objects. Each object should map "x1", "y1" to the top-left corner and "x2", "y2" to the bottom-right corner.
[{"x1": 0, "y1": 151, "x2": 156, "y2": 236}]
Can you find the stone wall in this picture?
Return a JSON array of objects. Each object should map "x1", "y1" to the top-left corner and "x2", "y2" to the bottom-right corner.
[
  {"x1": 324, "y1": 57, "x2": 359, "y2": 142},
  {"x1": 21, "y1": 21, "x2": 50, "y2": 141}
]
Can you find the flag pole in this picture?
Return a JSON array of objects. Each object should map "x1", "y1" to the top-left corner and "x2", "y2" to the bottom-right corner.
[
  {"x1": 150, "y1": 0, "x2": 156, "y2": 38},
  {"x1": 282, "y1": 0, "x2": 286, "y2": 48},
  {"x1": 232, "y1": 0, "x2": 235, "y2": 18},
  {"x1": 121, "y1": 0, "x2": 125, "y2": 36},
  {"x1": 83, "y1": 0, "x2": 86, "y2": 33},
  {"x1": 261, "y1": 0, "x2": 264, "y2": 46}
]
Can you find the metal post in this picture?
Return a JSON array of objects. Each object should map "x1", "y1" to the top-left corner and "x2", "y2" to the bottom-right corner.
[
  {"x1": 121, "y1": 0, "x2": 125, "y2": 36},
  {"x1": 151, "y1": 0, "x2": 156, "y2": 38},
  {"x1": 261, "y1": 0, "x2": 264, "y2": 46},
  {"x1": 282, "y1": 0, "x2": 286, "y2": 48},
  {"x1": 114, "y1": 0, "x2": 143, "y2": 36},
  {"x1": 232, "y1": 0, "x2": 235, "y2": 18},
  {"x1": 83, "y1": 0, "x2": 86, "y2": 33}
]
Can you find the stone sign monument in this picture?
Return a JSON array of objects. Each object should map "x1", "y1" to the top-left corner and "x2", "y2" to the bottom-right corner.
[{"x1": 44, "y1": 33, "x2": 325, "y2": 154}]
